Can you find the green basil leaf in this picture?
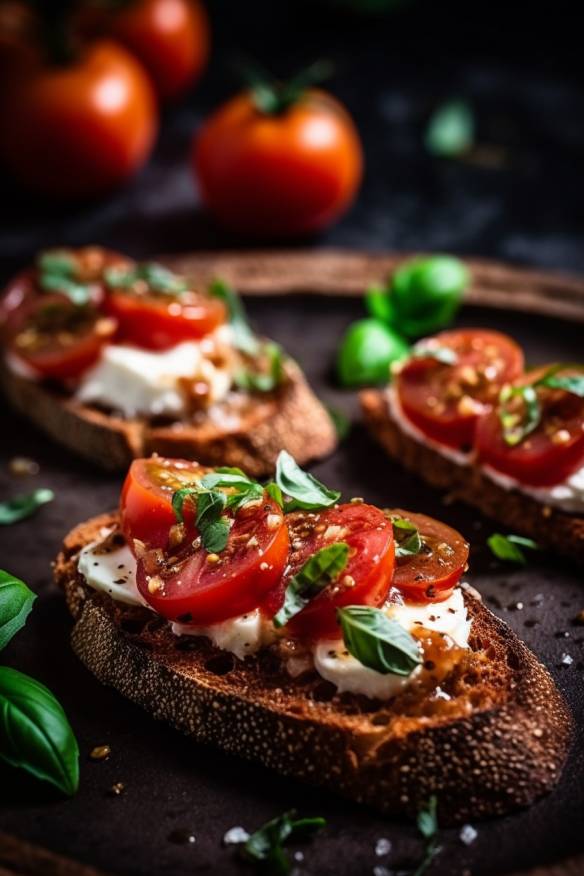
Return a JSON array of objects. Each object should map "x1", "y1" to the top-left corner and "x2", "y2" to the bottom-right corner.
[
  {"x1": 244, "y1": 809, "x2": 325, "y2": 872},
  {"x1": 0, "y1": 489, "x2": 54, "y2": 525},
  {"x1": 392, "y1": 517, "x2": 422, "y2": 558},
  {"x1": 338, "y1": 606, "x2": 422, "y2": 676},
  {"x1": 0, "y1": 666, "x2": 79, "y2": 796},
  {"x1": 37, "y1": 251, "x2": 94, "y2": 306},
  {"x1": 411, "y1": 343, "x2": 458, "y2": 365},
  {"x1": 265, "y1": 481, "x2": 284, "y2": 508},
  {"x1": 275, "y1": 451, "x2": 341, "y2": 512},
  {"x1": 0, "y1": 570, "x2": 36, "y2": 651},
  {"x1": 104, "y1": 262, "x2": 187, "y2": 295},
  {"x1": 425, "y1": 100, "x2": 474, "y2": 157},
  {"x1": 499, "y1": 384, "x2": 541, "y2": 446},
  {"x1": 235, "y1": 342, "x2": 284, "y2": 393},
  {"x1": 417, "y1": 795, "x2": 438, "y2": 840},
  {"x1": 337, "y1": 318, "x2": 409, "y2": 387},
  {"x1": 201, "y1": 517, "x2": 230, "y2": 553},
  {"x1": 209, "y1": 278, "x2": 259, "y2": 355},
  {"x1": 171, "y1": 487, "x2": 199, "y2": 524},
  {"x1": 487, "y1": 533, "x2": 538, "y2": 565},
  {"x1": 273, "y1": 543, "x2": 349, "y2": 628},
  {"x1": 201, "y1": 472, "x2": 256, "y2": 490},
  {"x1": 541, "y1": 373, "x2": 584, "y2": 397}
]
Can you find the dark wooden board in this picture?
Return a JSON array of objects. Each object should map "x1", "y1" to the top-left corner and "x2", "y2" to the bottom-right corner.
[{"x1": 1, "y1": 253, "x2": 584, "y2": 876}]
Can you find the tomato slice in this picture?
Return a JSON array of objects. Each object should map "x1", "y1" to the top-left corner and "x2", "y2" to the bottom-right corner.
[
  {"x1": 396, "y1": 329, "x2": 524, "y2": 450},
  {"x1": 121, "y1": 457, "x2": 211, "y2": 551},
  {"x1": 103, "y1": 278, "x2": 226, "y2": 350},
  {"x1": 389, "y1": 509, "x2": 469, "y2": 602},
  {"x1": 475, "y1": 367, "x2": 584, "y2": 487},
  {"x1": 136, "y1": 493, "x2": 289, "y2": 625},
  {"x1": 281, "y1": 503, "x2": 395, "y2": 642}
]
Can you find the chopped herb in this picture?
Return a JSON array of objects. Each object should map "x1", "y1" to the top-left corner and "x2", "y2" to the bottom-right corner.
[
  {"x1": 487, "y1": 533, "x2": 538, "y2": 565},
  {"x1": 275, "y1": 451, "x2": 341, "y2": 512},
  {"x1": 543, "y1": 372, "x2": 584, "y2": 396},
  {"x1": 37, "y1": 251, "x2": 95, "y2": 306},
  {"x1": 392, "y1": 517, "x2": 422, "y2": 558},
  {"x1": 242, "y1": 810, "x2": 325, "y2": 875},
  {"x1": 273, "y1": 543, "x2": 349, "y2": 628},
  {"x1": 0, "y1": 488, "x2": 54, "y2": 525},
  {"x1": 104, "y1": 262, "x2": 187, "y2": 295},
  {"x1": 499, "y1": 364, "x2": 584, "y2": 446},
  {"x1": 425, "y1": 100, "x2": 474, "y2": 158},
  {"x1": 0, "y1": 570, "x2": 36, "y2": 651},
  {"x1": 413, "y1": 796, "x2": 440, "y2": 876},
  {"x1": 209, "y1": 278, "x2": 259, "y2": 355},
  {"x1": 235, "y1": 342, "x2": 284, "y2": 393},
  {"x1": 265, "y1": 481, "x2": 284, "y2": 508},
  {"x1": 338, "y1": 605, "x2": 422, "y2": 675}
]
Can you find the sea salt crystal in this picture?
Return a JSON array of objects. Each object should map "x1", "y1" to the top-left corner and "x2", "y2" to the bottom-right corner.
[
  {"x1": 459, "y1": 824, "x2": 478, "y2": 845},
  {"x1": 223, "y1": 826, "x2": 250, "y2": 845},
  {"x1": 561, "y1": 653, "x2": 573, "y2": 666},
  {"x1": 375, "y1": 838, "x2": 392, "y2": 856},
  {"x1": 294, "y1": 851, "x2": 304, "y2": 862}
]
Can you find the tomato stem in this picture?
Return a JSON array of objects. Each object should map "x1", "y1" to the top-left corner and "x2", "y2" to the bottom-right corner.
[{"x1": 240, "y1": 59, "x2": 334, "y2": 115}]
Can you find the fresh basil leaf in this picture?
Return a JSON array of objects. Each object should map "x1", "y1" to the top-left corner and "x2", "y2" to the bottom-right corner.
[
  {"x1": 273, "y1": 543, "x2": 349, "y2": 628},
  {"x1": 0, "y1": 489, "x2": 54, "y2": 525},
  {"x1": 487, "y1": 533, "x2": 538, "y2": 565},
  {"x1": 499, "y1": 383, "x2": 540, "y2": 446},
  {"x1": 541, "y1": 372, "x2": 584, "y2": 397},
  {"x1": 243, "y1": 809, "x2": 325, "y2": 873},
  {"x1": 411, "y1": 344, "x2": 458, "y2": 365},
  {"x1": 392, "y1": 517, "x2": 422, "y2": 558},
  {"x1": 104, "y1": 262, "x2": 187, "y2": 295},
  {"x1": 0, "y1": 570, "x2": 36, "y2": 651},
  {"x1": 265, "y1": 481, "x2": 284, "y2": 508},
  {"x1": 201, "y1": 472, "x2": 265, "y2": 513},
  {"x1": 171, "y1": 487, "x2": 199, "y2": 524},
  {"x1": 0, "y1": 666, "x2": 79, "y2": 796},
  {"x1": 326, "y1": 406, "x2": 351, "y2": 441},
  {"x1": 235, "y1": 342, "x2": 284, "y2": 393},
  {"x1": 275, "y1": 451, "x2": 341, "y2": 512},
  {"x1": 37, "y1": 251, "x2": 94, "y2": 306},
  {"x1": 417, "y1": 795, "x2": 438, "y2": 839},
  {"x1": 338, "y1": 606, "x2": 422, "y2": 676},
  {"x1": 209, "y1": 278, "x2": 259, "y2": 355},
  {"x1": 425, "y1": 100, "x2": 474, "y2": 158},
  {"x1": 201, "y1": 517, "x2": 230, "y2": 553}
]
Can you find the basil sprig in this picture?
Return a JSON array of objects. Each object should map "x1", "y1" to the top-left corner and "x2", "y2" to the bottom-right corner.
[
  {"x1": 487, "y1": 532, "x2": 538, "y2": 565},
  {"x1": 243, "y1": 810, "x2": 326, "y2": 874},
  {"x1": 235, "y1": 341, "x2": 284, "y2": 393},
  {"x1": 0, "y1": 488, "x2": 54, "y2": 525},
  {"x1": 275, "y1": 450, "x2": 341, "y2": 512},
  {"x1": 0, "y1": 570, "x2": 36, "y2": 651},
  {"x1": 172, "y1": 469, "x2": 265, "y2": 554},
  {"x1": 0, "y1": 667, "x2": 79, "y2": 796},
  {"x1": 415, "y1": 796, "x2": 440, "y2": 876},
  {"x1": 37, "y1": 251, "x2": 95, "y2": 307},
  {"x1": 104, "y1": 262, "x2": 187, "y2": 296},
  {"x1": 338, "y1": 606, "x2": 422, "y2": 676},
  {"x1": 273, "y1": 543, "x2": 349, "y2": 628},
  {"x1": 209, "y1": 278, "x2": 259, "y2": 355},
  {"x1": 499, "y1": 364, "x2": 584, "y2": 446},
  {"x1": 392, "y1": 517, "x2": 422, "y2": 558}
]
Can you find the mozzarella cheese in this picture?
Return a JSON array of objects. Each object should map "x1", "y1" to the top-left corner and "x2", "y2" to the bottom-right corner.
[
  {"x1": 78, "y1": 534, "x2": 148, "y2": 607},
  {"x1": 313, "y1": 589, "x2": 470, "y2": 700},
  {"x1": 172, "y1": 611, "x2": 274, "y2": 661},
  {"x1": 76, "y1": 335, "x2": 232, "y2": 418}
]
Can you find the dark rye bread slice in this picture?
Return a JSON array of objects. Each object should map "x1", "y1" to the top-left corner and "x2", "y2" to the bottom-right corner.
[
  {"x1": 0, "y1": 359, "x2": 336, "y2": 476},
  {"x1": 361, "y1": 390, "x2": 584, "y2": 565},
  {"x1": 53, "y1": 512, "x2": 572, "y2": 825}
]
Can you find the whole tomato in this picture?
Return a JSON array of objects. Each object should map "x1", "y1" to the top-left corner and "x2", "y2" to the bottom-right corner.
[
  {"x1": 0, "y1": 40, "x2": 158, "y2": 198},
  {"x1": 193, "y1": 83, "x2": 363, "y2": 237},
  {"x1": 106, "y1": 0, "x2": 210, "y2": 101}
]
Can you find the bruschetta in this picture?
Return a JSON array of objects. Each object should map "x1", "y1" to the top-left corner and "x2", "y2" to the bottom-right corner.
[
  {"x1": 53, "y1": 451, "x2": 572, "y2": 823},
  {"x1": 0, "y1": 248, "x2": 336, "y2": 473},
  {"x1": 361, "y1": 328, "x2": 584, "y2": 563}
]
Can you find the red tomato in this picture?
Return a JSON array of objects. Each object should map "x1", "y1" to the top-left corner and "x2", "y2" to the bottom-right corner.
[
  {"x1": 396, "y1": 329, "x2": 524, "y2": 450},
  {"x1": 103, "y1": 284, "x2": 226, "y2": 350},
  {"x1": 390, "y1": 510, "x2": 469, "y2": 602},
  {"x1": 107, "y1": 0, "x2": 209, "y2": 101},
  {"x1": 136, "y1": 493, "x2": 289, "y2": 624},
  {"x1": 282, "y1": 503, "x2": 395, "y2": 641},
  {"x1": 0, "y1": 40, "x2": 158, "y2": 198},
  {"x1": 193, "y1": 88, "x2": 363, "y2": 237},
  {"x1": 121, "y1": 457, "x2": 210, "y2": 550},
  {"x1": 475, "y1": 367, "x2": 584, "y2": 487}
]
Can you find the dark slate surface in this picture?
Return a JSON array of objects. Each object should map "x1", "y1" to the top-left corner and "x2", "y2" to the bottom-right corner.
[{"x1": 0, "y1": 296, "x2": 583, "y2": 876}]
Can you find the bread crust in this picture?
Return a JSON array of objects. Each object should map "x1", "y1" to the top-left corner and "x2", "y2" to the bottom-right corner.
[
  {"x1": 0, "y1": 360, "x2": 336, "y2": 475},
  {"x1": 54, "y1": 512, "x2": 572, "y2": 825},
  {"x1": 360, "y1": 389, "x2": 584, "y2": 565}
]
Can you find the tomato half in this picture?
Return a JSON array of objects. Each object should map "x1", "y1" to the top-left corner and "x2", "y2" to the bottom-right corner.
[
  {"x1": 396, "y1": 329, "x2": 524, "y2": 450},
  {"x1": 103, "y1": 287, "x2": 226, "y2": 350},
  {"x1": 390, "y1": 510, "x2": 469, "y2": 602},
  {"x1": 121, "y1": 457, "x2": 210, "y2": 550},
  {"x1": 136, "y1": 493, "x2": 289, "y2": 625},
  {"x1": 475, "y1": 368, "x2": 584, "y2": 487},
  {"x1": 194, "y1": 88, "x2": 363, "y2": 237},
  {"x1": 282, "y1": 503, "x2": 395, "y2": 641}
]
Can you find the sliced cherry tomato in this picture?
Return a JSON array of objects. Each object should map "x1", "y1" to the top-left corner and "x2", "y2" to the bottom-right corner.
[
  {"x1": 396, "y1": 329, "x2": 524, "y2": 450},
  {"x1": 282, "y1": 503, "x2": 395, "y2": 642},
  {"x1": 475, "y1": 367, "x2": 584, "y2": 487},
  {"x1": 389, "y1": 509, "x2": 469, "y2": 602},
  {"x1": 103, "y1": 284, "x2": 226, "y2": 350},
  {"x1": 136, "y1": 492, "x2": 289, "y2": 625},
  {"x1": 121, "y1": 457, "x2": 210, "y2": 550},
  {"x1": 6, "y1": 294, "x2": 114, "y2": 380}
]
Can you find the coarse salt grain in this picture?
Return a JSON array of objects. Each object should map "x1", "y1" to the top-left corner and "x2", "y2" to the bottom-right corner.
[
  {"x1": 459, "y1": 824, "x2": 478, "y2": 845},
  {"x1": 223, "y1": 826, "x2": 250, "y2": 845}
]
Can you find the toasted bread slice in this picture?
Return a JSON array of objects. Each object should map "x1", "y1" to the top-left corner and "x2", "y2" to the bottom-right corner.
[
  {"x1": 361, "y1": 390, "x2": 584, "y2": 565},
  {"x1": 0, "y1": 360, "x2": 336, "y2": 476},
  {"x1": 54, "y1": 512, "x2": 572, "y2": 825}
]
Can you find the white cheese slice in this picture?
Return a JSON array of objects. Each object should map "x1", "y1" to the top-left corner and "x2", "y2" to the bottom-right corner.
[
  {"x1": 78, "y1": 535, "x2": 148, "y2": 607},
  {"x1": 172, "y1": 611, "x2": 269, "y2": 661}
]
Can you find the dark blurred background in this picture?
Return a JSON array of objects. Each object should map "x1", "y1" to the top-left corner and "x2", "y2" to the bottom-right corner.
[{"x1": 1, "y1": 0, "x2": 583, "y2": 279}]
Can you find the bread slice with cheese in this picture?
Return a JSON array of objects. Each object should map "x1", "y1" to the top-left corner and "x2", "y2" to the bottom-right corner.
[
  {"x1": 360, "y1": 389, "x2": 584, "y2": 564},
  {"x1": 1, "y1": 359, "x2": 336, "y2": 476},
  {"x1": 54, "y1": 511, "x2": 572, "y2": 825}
]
